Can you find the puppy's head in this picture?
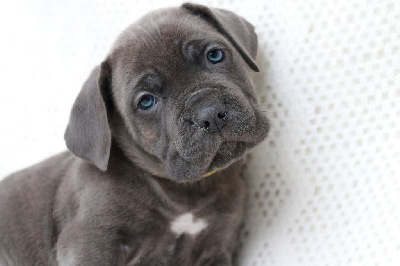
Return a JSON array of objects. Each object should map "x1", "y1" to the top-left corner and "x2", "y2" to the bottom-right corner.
[{"x1": 65, "y1": 3, "x2": 269, "y2": 182}]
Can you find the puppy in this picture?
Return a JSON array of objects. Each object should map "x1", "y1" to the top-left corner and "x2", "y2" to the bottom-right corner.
[{"x1": 0, "y1": 3, "x2": 269, "y2": 265}]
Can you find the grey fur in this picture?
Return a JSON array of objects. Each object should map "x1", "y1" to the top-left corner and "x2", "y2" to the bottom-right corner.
[{"x1": 0, "y1": 3, "x2": 269, "y2": 266}]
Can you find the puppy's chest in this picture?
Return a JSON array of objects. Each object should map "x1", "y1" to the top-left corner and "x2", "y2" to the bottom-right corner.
[
  {"x1": 123, "y1": 211, "x2": 212, "y2": 265},
  {"x1": 136, "y1": 190, "x2": 215, "y2": 240},
  {"x1": 121, "y1": 183, "x2": 229, "y2": 264},
  {"x1": 142, "y1": 180, "x2": 221, "y2": 235}
]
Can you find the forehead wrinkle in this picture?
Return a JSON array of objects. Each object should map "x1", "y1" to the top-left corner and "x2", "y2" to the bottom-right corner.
[{"x1": 127, "y1": 68, "x2": 159, "y2": 89}]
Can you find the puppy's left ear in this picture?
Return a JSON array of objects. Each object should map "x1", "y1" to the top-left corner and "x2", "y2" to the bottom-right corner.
[
  {"x1": 64, "y1": 61, "x2": 113, "y2": 171},
  {"x1": 182, "y1": 3, "x2": 259, "y2": 72}
]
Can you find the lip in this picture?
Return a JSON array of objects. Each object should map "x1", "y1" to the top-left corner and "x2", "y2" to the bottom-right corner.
[
  {"x1": 203, "y1": 168, "x2": 219, "y2": 177},
  {"x1": 205, "y1": 141, "x2": 250, "y2": 172}
]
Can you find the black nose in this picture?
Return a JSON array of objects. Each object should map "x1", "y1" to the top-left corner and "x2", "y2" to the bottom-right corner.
[{"x1": 193, "y1": 104, "x2": 227, "y2": 132}]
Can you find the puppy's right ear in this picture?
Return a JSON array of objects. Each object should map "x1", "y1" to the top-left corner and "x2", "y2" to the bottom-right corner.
[{"x1": 64, "y1": 61, "x2": 112, "y2": 171}]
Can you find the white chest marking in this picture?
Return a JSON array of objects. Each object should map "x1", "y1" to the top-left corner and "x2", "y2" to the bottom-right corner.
[
  {"x1": 170, "y1": 212, "x2": 208, "y2": 236},
  {"x1": 58, "y1": 248, "x2": 77, "y2": 266}
]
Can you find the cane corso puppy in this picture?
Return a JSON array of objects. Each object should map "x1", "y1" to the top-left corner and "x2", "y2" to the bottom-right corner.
[{"x1": 0, "y1": 3, "x2": 269, "y2": 265}]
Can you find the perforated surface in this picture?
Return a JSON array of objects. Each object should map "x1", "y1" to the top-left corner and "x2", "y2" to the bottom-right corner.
[{"x1": 0, "y1": 0, "x2": 399, "y2": 265}]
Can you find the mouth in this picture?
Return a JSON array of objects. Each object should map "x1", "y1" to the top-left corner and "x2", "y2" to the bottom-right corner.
[
  {"x1": 172, "y1": 141, "x2": 249, "y2": 182},
  {"x1": 165, "y1": 133, "x2": 265, "y2": 182},
  {"x1": 167, "y1": 139, "x2": 250, "y2": 182},
  {"x1": 204, "y1": 141, "x2": 251, "y2": 174}
]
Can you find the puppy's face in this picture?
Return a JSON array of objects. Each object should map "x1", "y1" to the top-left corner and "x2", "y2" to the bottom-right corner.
[{"x1": 65, "y1": 4, "x2": 269, "y2": 182}]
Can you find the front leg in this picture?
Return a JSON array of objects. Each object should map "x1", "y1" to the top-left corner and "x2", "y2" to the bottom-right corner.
[
  {"x1": 195, "y1": 167, "x2": 246, "y2": 266},
  {"x1": 56, "y1": 221, "x2": 124, "y2": 266},
  {"x1": 191, "y1": 210, "x2": 245, "y2": 266},
  {"x1": 170, "y1": 233, "x2": 233, "y2": 266}
]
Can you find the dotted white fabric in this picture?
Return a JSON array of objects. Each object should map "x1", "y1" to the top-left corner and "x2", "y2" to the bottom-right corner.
[{"x1": 0, "y1": 0, "x2": 399, "y2": 265}]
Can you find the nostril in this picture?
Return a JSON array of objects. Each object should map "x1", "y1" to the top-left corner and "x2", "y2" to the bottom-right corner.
[
  {"x1": 191, "y1": 106, "x2": 227, "y2": 132},
  {"x1": 217, "y1": 112, "x2": 227, "y2": 120}
]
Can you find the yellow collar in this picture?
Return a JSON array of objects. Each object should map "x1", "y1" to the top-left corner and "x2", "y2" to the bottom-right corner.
[{"x1": 203, "y1": 169, "x2": 219, "y2": 177}]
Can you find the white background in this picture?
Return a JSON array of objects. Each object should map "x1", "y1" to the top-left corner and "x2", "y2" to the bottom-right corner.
[{"x1": 0, "y1": 0, "x2": 399, "y2": 265}]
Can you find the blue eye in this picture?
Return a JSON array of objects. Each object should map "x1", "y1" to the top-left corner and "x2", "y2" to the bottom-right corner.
[
  {"x1": 138, "y1": 94, "x2": 157, "y2": 110},
  {"x1": 207, "y1": 49, "x2": 224, "y2": 63}
]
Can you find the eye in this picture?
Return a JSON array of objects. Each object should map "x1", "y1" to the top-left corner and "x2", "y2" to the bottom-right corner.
[
  {"x1": 138, "y1": 94, "x2": 157, "y2": 110},
  {"x1": 207, "y1": 49, "x2": 224, "y2": 63}
]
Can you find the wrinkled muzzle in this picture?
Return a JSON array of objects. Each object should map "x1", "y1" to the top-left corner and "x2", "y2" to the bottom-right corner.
[{"x1": 163, "y1": 87, "x2": 269, "y2": 182}]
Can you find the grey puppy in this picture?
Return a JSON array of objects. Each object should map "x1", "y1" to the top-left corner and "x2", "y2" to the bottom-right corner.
[{"x1": 0, "y1": 3, "x2": 269, "y2": 266}]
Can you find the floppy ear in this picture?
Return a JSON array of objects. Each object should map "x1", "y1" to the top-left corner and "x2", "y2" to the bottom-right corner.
[
  {"x1": 64, "y1": 61, "x2": 112, "y2": 171},
  {"x1": 182, "y1": 3, "x2": 259, "y2": 72}
]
